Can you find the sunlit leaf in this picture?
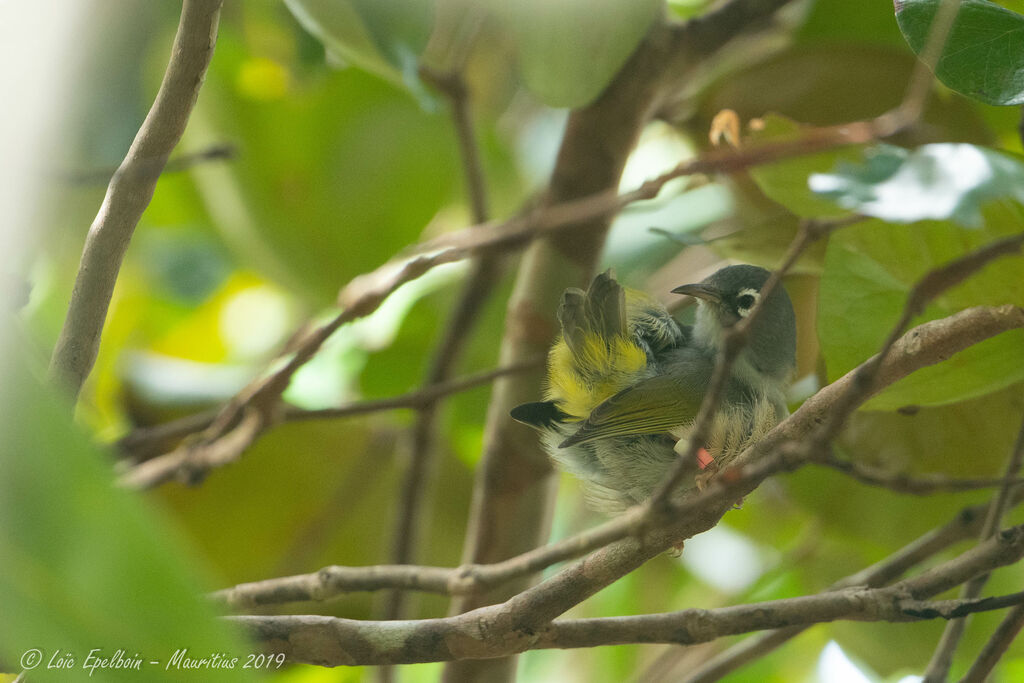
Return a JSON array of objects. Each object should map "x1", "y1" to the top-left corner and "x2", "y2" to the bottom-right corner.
[
  {"x1": 810, "y1": 143, "x2": 1024, "y2": 226},
  {"x1": 896, "y1": 0, "x2": 1024, "y2": 106},
  {"x1": 819, "y1": 215, "x2": 1024, "y2": 410}
]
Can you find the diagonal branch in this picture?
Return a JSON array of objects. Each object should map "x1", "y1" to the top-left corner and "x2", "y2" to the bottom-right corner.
[{"x1": 49, "y1": 0, "x2": 224, "y2": 400}]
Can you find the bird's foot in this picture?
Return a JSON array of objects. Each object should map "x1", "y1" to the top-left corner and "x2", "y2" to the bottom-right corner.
[{"x1": 695, "y1": 460, "x2": 719, "y2": 491}]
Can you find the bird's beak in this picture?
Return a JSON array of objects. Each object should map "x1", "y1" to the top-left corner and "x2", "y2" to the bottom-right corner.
[{"x1": 671, "y1": 283, "x2": 722, "y2": 303}]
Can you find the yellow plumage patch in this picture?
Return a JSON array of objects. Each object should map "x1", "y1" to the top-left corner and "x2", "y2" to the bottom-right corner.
[{"x1": 544, "y1": 332, "x2": 647, "y2": 420}]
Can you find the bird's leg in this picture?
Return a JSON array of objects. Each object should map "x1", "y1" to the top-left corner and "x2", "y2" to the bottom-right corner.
[{"x1": 694, "y1": 446, "x2": 717, "y2": 491}]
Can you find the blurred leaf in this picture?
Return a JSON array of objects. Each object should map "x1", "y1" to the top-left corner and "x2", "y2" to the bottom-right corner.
[
  {"x1": 896, "y1": 0, "x2": 1024, "y2": 105},
  {"x1": 156, "y1": 418, "x2": 382, "y2": 586},
  {"x1": 191, "y1": 34, "x2": 459, "y2": 303},
  {"x1": 497, "y1": 0, "x2": 662, "y2": 108},
  {"x1": 697, "y1": 45, "x2": 992, "y2": 137},
  {"x1": 284, "y1": 0, "x2": 434, "y2": 92},
  {"x1": 819, "y1": 215, "x2": 1024, "y2": 410},
  {"x1": 0, "y1": 349, "x2": 248, "y2": 682},
  {"x1": 810, "y1": 143, "x2": 1024, "y2": 226},
  {"x1": 798, "y1": 0, "x2": 906, "y2": 47}
]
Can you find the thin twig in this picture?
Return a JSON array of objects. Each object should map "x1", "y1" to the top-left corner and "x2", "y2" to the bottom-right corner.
[
  {"x1": 924, "y1": 414, "x2": 1024, "y2": 682},
  {"x1": 117, "y1": 359, "x2": 538, "y2": 486},
  {"x1": 894, "y1": 0, "x2": 964, "y2": 126},
  {"x1": 213, "y1": 504, "x2": 647, "y2": 609},
  {"x1": 117, "y1": 360, "x2": 537, "y2": 461},
  {"x1": 288, "y1": 361, "x2": 539, "y2": 421},
  {"x1": 49, "y1": 0, "x2": 224, "y2": 399},
  {"x1": 384, "y1": 64, "x2": 495, "y2": 627},
  {"x1": 817, "y1": 455, "x2": 1024, "y2": 496},
  {"x1": 59, "y1": 143, "x2": 235, "y2": 185}
]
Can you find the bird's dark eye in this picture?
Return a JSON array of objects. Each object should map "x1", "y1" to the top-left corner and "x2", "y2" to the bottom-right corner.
[{"x1": 737, "y1": 294, "x2": 756, "y2": 309}]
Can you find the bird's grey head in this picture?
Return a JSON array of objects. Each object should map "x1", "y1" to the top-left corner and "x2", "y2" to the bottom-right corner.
[{"x1": 672, "y1": 265, "x2": 797, "y2": 380}]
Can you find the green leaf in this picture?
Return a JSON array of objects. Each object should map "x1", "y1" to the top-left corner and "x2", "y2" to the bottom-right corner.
[
  {"x1": 818, "y1": 215, "x2": 1024, "y2": 410},
  {"x1": 896, "y1": 0, "x2": 1024, "y2": 106},
  {"x1": 0, "y1": 349, "x2": 249, "y2": 682},
  {"x1": 498, "y1": 0, "x2": 662, "y2": 108},
  {"x1": 810, "y1": 143, "x2": 1024, "y2": 226}
]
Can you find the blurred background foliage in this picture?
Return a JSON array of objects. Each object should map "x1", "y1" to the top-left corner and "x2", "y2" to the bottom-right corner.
[{"x1": 6, "y1": 0, "x2": 1024, "y2": 681}]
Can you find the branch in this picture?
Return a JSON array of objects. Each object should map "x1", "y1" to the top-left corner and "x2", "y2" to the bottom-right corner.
[
  {"x1": 235, "y1": 525, "x2": 1024, "y2": 665},
  {"x1": 213, "y1": 504, "x2": 647, "y2": 609},
  {"x1": 816, "y1": 454, "x2": 1024, "y2": 496},
  {"x1": 117, "y1": 360, "x2": 537, "y2": 478},
  {"x1": 60, "y1": 143, "x2": 235, "y2": 185},
  {"x1": 49, "y1": 0, "x2": 224, "y2": 399}
]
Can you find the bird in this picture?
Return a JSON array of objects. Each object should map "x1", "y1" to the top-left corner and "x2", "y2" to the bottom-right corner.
[{"x1": 510, "y1": 265, "x2": 796, "y2": 513}]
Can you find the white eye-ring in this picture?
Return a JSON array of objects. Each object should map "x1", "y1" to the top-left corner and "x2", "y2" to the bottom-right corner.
[{"x1": 735, "y1": 288, "x2": 760, "y2": 317}]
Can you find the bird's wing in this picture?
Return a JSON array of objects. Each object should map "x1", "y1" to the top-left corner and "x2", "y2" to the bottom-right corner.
[{"x1": 559, "y1": 372, "x2": 706, "y2": 447}]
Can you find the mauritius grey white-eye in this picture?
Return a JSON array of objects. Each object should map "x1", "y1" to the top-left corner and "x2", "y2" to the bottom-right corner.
[{"x1": 510, "y1": 265, "x2": 796, "y2": 513}]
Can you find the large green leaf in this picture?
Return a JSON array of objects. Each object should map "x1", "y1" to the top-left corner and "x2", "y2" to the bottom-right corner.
[
  {"x1": 810, "y1": 143, "x2": 1024, "y2": 226},
  {"x1": 896, "y1": 0, "x2": 1024, "y2": 106},
  {"x1": 0, "y1": 348, "x2": 249, "y2": 682},
  {"x1": 819, "y1": 215, "x2": 1024, "y2": 410},
  {"x1": 497, "y1": 0, "x2": 662, "y2": 108}
]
